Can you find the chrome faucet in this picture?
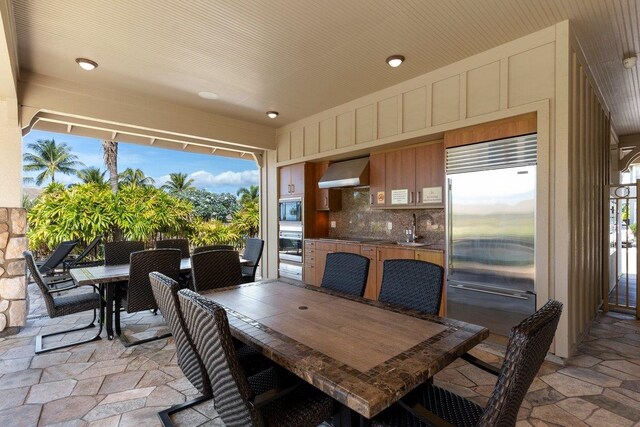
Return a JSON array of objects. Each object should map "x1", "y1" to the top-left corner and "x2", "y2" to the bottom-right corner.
[{"x1": 405, "y1": 213, "x2": 419, "y2": 243}]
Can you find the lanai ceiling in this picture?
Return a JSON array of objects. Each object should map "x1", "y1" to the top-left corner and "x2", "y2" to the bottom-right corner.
[{"x1": 10, "y1": 0, "x2": 640, "y2": 135}]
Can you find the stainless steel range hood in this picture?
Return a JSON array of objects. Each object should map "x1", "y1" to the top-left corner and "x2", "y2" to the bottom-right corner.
[{"x1": 318, "y1": 157, "x2": 370, "y2": 189}]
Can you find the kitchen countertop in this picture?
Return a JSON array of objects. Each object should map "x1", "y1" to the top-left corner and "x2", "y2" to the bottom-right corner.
[{"x1": 309, "y1": 237, "x2": 445, "y2": 251}]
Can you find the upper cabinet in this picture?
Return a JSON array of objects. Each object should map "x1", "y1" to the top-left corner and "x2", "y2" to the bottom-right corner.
[
  {"x1": 415, "y1": 142, "x2": 445, "y2": 205},
  {"x1": 370, "y1": 141, "x2": 445, "y2": 207},
  {"x1": 369, "y1": 152, "x2": 386, "y2": 207},
  {"x1": 315, "y1": 162, "x2": 342, "y2": 211},
  {"x1": 280, "y1": 163, "x2": 305, "y2": 197}
]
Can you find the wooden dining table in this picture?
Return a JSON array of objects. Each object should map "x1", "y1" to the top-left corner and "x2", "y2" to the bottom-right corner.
[
  {"x1": 70, "y1": 257, "x2": 251, "y2": 339},
  {"x1": 201, "y1": 279, "x2": 489, "y2": 422}
]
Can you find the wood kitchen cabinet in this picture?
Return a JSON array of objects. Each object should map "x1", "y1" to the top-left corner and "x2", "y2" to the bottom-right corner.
[
  {"x1": 315, "y1": 162, "x2": 342, "y2": 211},
  {"x1": 360, "y1": 245, "x2": 378, "y2": 300},
  {"x1": 369, "y1": 152, "x2": 386, "y2": 207},
  {"x1": 385, "y1": 148, "x2": 416, "y2": 206},
  {"x1": 369, "y1": 141, "x2": 445, "y2": 207},
  {"x1": 280, "y1": 163, "x2": 305, "y2": 197},
  {"x1": 304, "y1": 241, "x2": 316, "y2": 286},
  {"x1": 415, "y1": 142, "x2": 445, "y2": 205},
  {"x1": 314, "y1": 241, "x2": 336, "y2": 286}
]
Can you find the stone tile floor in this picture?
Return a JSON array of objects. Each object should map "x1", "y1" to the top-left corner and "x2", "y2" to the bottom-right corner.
[{"x1": 0, "y1": 282, "x2": 639, "y2": 426}]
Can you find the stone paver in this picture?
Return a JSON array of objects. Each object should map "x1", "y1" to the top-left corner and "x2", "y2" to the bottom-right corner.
[{"x1": 0, "y1": 281, "x2": 638, "y2": 426}]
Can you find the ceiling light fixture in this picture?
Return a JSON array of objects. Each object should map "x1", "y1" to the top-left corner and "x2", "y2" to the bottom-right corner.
[
  {"x1": 386, "y1": 55, "x2": 405, "y2": 68},
  {"x1": 266, "y1": 111, "x2": 279, "y2": 119},
  {"x1": 198, "y1": 91, "x2": 219, "y2": 100},
  {"x1": 623, "y1": 54, "x2": 638, "y2": 69},
  {"x1": 75, "y1": 58, "x2": 98, "y2": 71}
]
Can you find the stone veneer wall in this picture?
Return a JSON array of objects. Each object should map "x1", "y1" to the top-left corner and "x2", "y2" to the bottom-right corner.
[
  {"x1": 0, "y1": 208, "x2": 27, "y2": 336},
  {"x1": 328, "y1": 189, "x2": 445, "y2": 244}
]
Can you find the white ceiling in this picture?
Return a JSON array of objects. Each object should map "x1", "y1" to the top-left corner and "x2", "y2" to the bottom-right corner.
[{"x1": 10, "y1": 0, "x2": 640, "y2": 134}]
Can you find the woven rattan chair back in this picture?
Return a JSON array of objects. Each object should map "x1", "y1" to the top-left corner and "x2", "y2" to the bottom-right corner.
[
  {"x1": 178, "y1": 289, "x2": 260, "y2": 426},
  {"x1": 39, "y1": 240, "x2": 78, "y2": 274},
  {"x1": 124, "y1": 249, "x2": 181, "y2": 313},
  {"x1": 104, "y1": 241, "x2": 145, "y2": 265},
  {"x1": 25, "y1": 251, "x2": 57, "y2": 317},
  {"x1": 149, "y1": 272, "x2": 212, "y2": 397},
  {"x1": 241, "y1": 238, "x2": 264, "y2": 282},
  {"x1": 193, "y1": 244, "x2": 234, "y2": 254},
  {"x1": 156, "y1": 238, "x2": 190, "y2": 259},
  {"x1": 191, "y1": 250, "x2": 242, "y2": 292},
  {"x1": 476, "y1": 300, "x2": 563, "y2": 426},
  {"x1": 378, "y1": 259, "x2": 444, "y2": 315},
  {"x1": 321, "y1": 252, "x2": 370, "y2": 297}
]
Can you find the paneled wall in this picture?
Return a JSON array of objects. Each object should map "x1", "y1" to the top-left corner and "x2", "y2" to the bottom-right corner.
[
  {"x1": 276, "y1": 26, "x2": 556, "y2": 163},
  {"x1": 565, "y1": 34, "x2": 611, "y2": 351},
  {"x1": 267, "y1": 21, "x2": 613, "y2": 358}
]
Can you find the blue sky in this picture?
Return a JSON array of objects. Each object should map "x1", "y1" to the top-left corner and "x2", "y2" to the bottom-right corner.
[{"x1": 22, "y1": 130, "x2": 259, "y2": 194}]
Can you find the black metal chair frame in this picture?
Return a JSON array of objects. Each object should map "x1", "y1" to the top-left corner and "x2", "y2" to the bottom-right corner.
[
  {"x1": 25, "y1": 251, "x2": 104, "y2": 354},
  {"x1": 114, "y1": 249, "x2": 180, "y2": 347}
]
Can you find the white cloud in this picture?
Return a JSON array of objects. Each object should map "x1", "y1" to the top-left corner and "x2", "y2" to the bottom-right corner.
[{"x1": 188, "y1": 170, "x2": 259, "y2": 188}]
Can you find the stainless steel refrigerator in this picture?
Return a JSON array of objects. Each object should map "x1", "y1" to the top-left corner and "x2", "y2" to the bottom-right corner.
[{"x1": 446, "y1": 134, "x2": 537, "y2": 336}]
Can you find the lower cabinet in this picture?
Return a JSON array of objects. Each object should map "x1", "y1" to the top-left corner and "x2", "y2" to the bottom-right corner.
[{"x1": 303, "y1": 240, "x2": 446, "y2": 314}]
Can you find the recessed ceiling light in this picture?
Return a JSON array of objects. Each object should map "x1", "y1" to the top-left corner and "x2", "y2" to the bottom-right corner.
[
  {"x1": 623, "y1": 55, "x2": 638, "y2": 69},
  {"x1": 266, "y1": 111, "x2": 279, "y2": 119},
  {"x1": 386, "y1": 55, "x2": 405, "y2": 68},
  {"x1": 198, "y1": 91, "x2": 219, "y2": 100},
  {"x1": 75, "y1": 58, "x2": 98, "y2": 71}
]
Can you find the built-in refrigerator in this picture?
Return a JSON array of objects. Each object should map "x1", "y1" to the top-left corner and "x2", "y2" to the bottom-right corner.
[{"x1": 446, "y1": 134, "x2": 537, "y2": 336}]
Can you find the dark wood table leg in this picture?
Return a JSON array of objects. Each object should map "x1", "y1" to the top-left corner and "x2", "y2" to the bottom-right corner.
[{"x1": 105, "y1": 283, "x2": 114, "y2": 340}]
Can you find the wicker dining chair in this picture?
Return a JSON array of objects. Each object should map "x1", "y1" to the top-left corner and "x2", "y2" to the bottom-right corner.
[
  {"x1": 191, "y1": 250, "x2": 242, "y2": 292},
  {"x1": 193, "y1": 244, "x2": 234, "y2": 254},
  {"x1": 156, "y1": 238, "x2": 190, "y2": 259},
  {"x1": 178, "y1": 289, "x2": 335, "y2": 427},
  {"x1": 320, "y1": 252, "x2": 370, "y2": 297},
  {"x1": 241, "y1": 238, "x2": 264, "y2": 283},
  {"x1": 378, "y1": 259, "x2": 445, "y2": 315},
  {"x1": 24, "y1": 251, "x2": 103, "y2": 354},
  {"x1": 104, "y1": 240, "x2": 145, "y2": 265},
  {"x1": 372, "y1": 300, "x2": 563, "y2": 427},
  {"x1": 114, "y1": 249, "x2": 181, "y2": 346},
  {"x1": 150, "y1": 272, "x2": 274, "y2": 426}
]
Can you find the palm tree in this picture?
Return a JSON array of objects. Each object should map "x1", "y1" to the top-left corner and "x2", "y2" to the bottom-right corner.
[
  {"x1": 118, "y1": 168, "x2": 155, "y2": 188},
  {"x1": 161, "y1": 172, "x2": 195, "y2": 192},
  {"x1": 237, "y1": 185, "x2": 259, "y2": 206},
  {"x1": 23, "y1": 138, "x2": 84, "y2": 185},
  {"x1": 77, "y1": 167, "x2": 108, "y2": 186},
  {"x1": 102, "y1": 140, "x2": 118, "y2": 194}
]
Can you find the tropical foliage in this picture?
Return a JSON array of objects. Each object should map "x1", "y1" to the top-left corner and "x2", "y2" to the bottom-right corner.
[
  {"x1": 77, "y1": 167, "x2": 108, "y2": 187},
  {"x1": 162, "y1": 172, "x2": 195, "y2": 192},
  {"x1": 237, "y1": 185, "x2": 259, "y2": 206},
  {"x1": 27, "y1": 183, "x2": 193, "y2": 251},
  {"x1": 174, "y1": 188, "x2": 238, "y2": 221},
  {"x1": 23, "y1": 138, "x2": 84, "y2": 185},
  {"x1": 118, "y1": 168, "x2": 155, "y2": 188}
]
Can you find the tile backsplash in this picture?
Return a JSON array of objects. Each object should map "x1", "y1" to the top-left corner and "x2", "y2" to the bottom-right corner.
[{"x1": 327, "y1": 188, "x2": 445, "y2": 244}]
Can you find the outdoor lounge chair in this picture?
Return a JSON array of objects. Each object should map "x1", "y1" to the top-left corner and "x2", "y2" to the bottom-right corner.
[
  {"x1": 63, "y1": 236, "x2": 103, "y2": 271},
  {"x1": 35, "y1": 239, "x2": 78, "y2": 277},
  {"x1": 24, "y1": 251, "x2": 103, "y2": 354},
  {"x1": 177, "y1": 288, "x2": 335, "y2": 426},
  {"x1": 372, "y1": 300, "x2": 563, "y2": 427}
]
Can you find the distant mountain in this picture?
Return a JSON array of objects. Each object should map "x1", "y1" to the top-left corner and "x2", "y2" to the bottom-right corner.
[{"x1": 23, "y1": 186, "x2": 43, "y2": 201}]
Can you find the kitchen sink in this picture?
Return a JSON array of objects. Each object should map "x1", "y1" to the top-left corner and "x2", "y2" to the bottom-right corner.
[{"x1": 395, "y1": 242, "x2": 428, "y2": 247}]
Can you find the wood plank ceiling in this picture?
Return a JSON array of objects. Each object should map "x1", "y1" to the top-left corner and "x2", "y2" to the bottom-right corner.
[{"x1": 10, "y1": 0, "x2": 640, "y2": 135}]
